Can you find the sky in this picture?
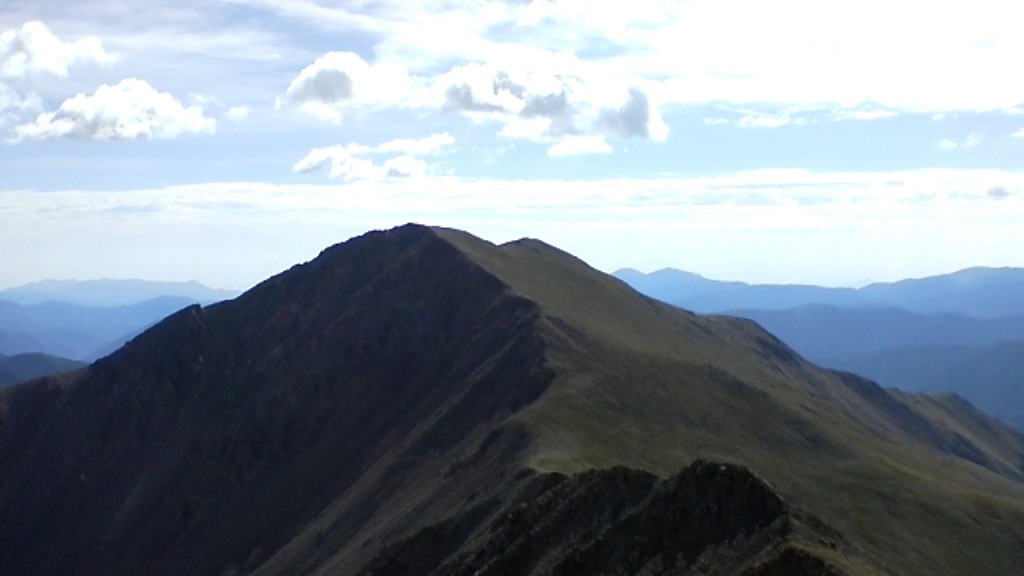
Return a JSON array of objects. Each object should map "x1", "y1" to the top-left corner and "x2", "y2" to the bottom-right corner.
[{"x1": 2, "y1": 0, "x2": 1023, "y2": 291}]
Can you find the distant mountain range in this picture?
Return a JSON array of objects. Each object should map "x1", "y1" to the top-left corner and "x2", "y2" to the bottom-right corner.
[
  {"x1": 0, "y1": 279, "x2": 239, "y2": 307},
  {"x1": 0, "y1": 280, "x2": 240, "y2": 370},
  {"x1": 838, "y1": 341, "x2": 1024, "y2": 432},
  {"x1": 617, "y1": 268, "x2": 1024, "y2": 431},
  {"x1": 0, "y1": 352, "x2": 85, "y2": 387},
  {"x1": 615, "y1": 266, "x2": 1024, "y2": 317},
  {"x1": 0, "y1": 296, "x2": 201, "y2": 361},
  {"x1": 2, "y1": 225, "x2": 1023, "y2": 575}
]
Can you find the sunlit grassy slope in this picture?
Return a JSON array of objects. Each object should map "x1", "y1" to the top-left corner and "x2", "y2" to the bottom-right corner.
[{"x1": 439, "y1": 227, "x2": 1024, "y2": 576}]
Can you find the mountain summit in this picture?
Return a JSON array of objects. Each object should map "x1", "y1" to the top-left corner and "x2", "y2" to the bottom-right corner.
[{"x1": 2, "y1": 224, "x2": 1023, "y2": 575}]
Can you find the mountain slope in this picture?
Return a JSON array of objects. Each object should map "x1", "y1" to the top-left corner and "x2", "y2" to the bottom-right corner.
[
  {"x1": 2, "y1": 225, "x2": 1023, "y2": 576},
  {"x1": 721, "y1": 306, "x2": 1024, "y2": 430}
]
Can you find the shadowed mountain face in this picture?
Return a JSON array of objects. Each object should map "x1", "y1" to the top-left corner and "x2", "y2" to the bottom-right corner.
[{"x1": 2, "y1": 225, "x2": 1024, "y2": 576}]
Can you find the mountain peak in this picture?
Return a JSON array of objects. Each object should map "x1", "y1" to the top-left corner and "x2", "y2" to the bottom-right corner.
[{"x1": 2, "y1": 225, "x2": 1024, "y2": 576}]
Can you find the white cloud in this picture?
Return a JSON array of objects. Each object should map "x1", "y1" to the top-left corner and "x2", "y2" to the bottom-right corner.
[
  {"x1": 737, "y1": 115, "x2": 791, "y2": 129},
  {"x1": 284, "y1": 0, "x2": 1024, "y2": 116},
  {"x1": 293, "y1": 133, "x2": 454, "y2": 180},
  {"x1": 382, "y1": 155, "x2": 426, "y2": 178},
  {"x1": 280, "y1": 49, "x2": 669, "y2": 153},
  {"x1": 0, "y1": 83, "x2": 42, "y2": 127},
  {"x1": 376, "y1": 132, "x2": 454, "y2": 156},
  {"x1": 434, "y1": 60, "x2": 668, "y2": 147},
  {"x1": 1013, "y1": 128, "x2": 1024, "y2": 139},
  {"x1": 598, "y1": 88, "x2": 668, "y2": 140},
  {"x1": 293, "y1": 145, "x2": 380, "y2": 180},
  {"x1": 965, "y1": 132, "x2": 985, "y2": 148},
  {"x1": 225, "y1": 106, "x2": 251, "y2": 121},
  {"x1": 832, "y1": 108, "x2": 897, "y2": 121},
  {"x1": 703, "y1": 108, "x2": 804, "y2": 129},
  {"x1": 13, "y1": 78, "x2": 215, "y2": 141},
  {"x1": 987, "y1": 186, "x2": 1014, "y2": 200},
  {"x1": 547, "y1": 134, "x2": 612, "y2": 157},
  {"x1": 0, "y1": 21, "x2": 112, "y2": 78},
  {"x1": 279, "y1": 51, "x2": 413, "y2": 121},
  {"x1": 5, "y1": 168, "x2": 1024, "y2": 289},
  {"x1": 937, "y1": 132, "x2": 986, "y2": 151}
]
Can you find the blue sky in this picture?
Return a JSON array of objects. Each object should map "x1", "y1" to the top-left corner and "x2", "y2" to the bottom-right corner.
[{"x1": 2, "y1": 0, "x2": 1023, "y2": 290}]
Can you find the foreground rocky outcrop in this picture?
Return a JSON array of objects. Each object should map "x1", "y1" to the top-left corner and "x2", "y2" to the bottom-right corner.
[{"x1": 369, "y1": 460, "x2": 846, "y2": 576}]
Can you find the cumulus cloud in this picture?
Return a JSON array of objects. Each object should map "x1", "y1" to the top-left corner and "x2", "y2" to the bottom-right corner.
[
  {"x1": 1, "y1": 21, "x2": 112, "y2": 78},
  {"x1": 293, "y1": 145, "x2": 380, "y2": 180},
  {"x1": 280, "y1": 46, "x2": 669, "y2": 156},
  {"x1": 598, "y1": 88, "x2": 667, "y2": 140},
  {"x1": 434, "y1": 61, "x2": 667, "y2": 151},
  {"x1": 14, "y1": 78, "x2": 215, "y2": 141},
  {"x1": 439, "y1": 64, "x2": 529, "y2": 114},
  {"x1": 293, "y1": 133, "x2": 454, "y2": 181},
  {"x1": 279, "y1": 51, "x2": 413, "y2": 122}
]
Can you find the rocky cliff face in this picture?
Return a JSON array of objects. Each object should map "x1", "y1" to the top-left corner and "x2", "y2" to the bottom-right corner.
[{"x1": 367, "y1": 460, "x2": 832, "y2": 576}]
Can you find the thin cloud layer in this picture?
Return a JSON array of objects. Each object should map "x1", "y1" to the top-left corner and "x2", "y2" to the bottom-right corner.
[
  {"x1": 15, "y1": 78, "x2": 215, "y2": 140},
  {"x1": 293, "y1": 133, "x2": 454, "y2": 180},
  {"x1": 937, "y1": 133, "x2": 986, "y2": 151}
]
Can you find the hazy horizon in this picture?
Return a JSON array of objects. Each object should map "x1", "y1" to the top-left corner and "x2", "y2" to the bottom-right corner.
[
  {"x1": 2, "y1": 256, "x2": 1021, "y2": 294},
  {"x1": 3, "y1": 2, "x2": 1022, "y2": 291}
]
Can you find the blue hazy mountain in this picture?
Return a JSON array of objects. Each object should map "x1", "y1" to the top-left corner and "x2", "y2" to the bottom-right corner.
[
  {"x1": 837, "y1": 342, "x2": 1024, "y2": 432},
  {"x1": 0, "y1": 297, "x2": 199, "y2": 360},
  {"x1": 615, "y1": 267, "x2": 1024, "y2": 317},
  {"x1": 731, "y1": 305, "x2": 1024, "y2": 364},
  {"x1": 0, "y1": 279, "x2": 238, "y2": 307},
  {"x1": 728, "y1": 305, "x2": 1024, "y2": 431},
  {"x1": 0, "y1": 352, "x2": 85, "y2": 387},
  {"x1": 617, "y1": 268, "x2": 1024, "y2": 431}
]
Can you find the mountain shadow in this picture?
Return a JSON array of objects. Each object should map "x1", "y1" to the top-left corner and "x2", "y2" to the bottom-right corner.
[{"x1": 2, "y1": 224, "x2": 1023, "y2": 576}]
